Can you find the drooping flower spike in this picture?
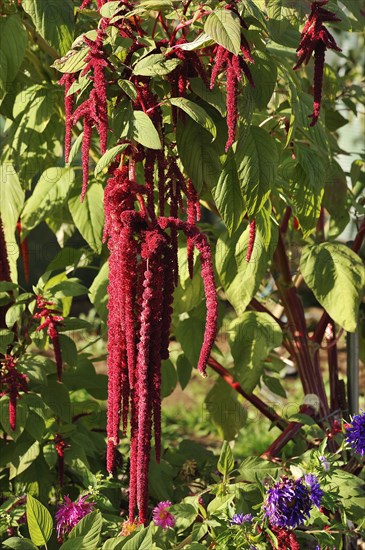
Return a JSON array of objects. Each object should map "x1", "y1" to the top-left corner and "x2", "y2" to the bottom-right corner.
[
  {"x1": 210, "y1": 39, "x2": 254, "y2": 150},
  {"x1": 0, "y1": 355, "x2": 28, "y2": 431},
  {"x1": 34, "y1": 296, "x2": 64, "y2": 381},
  {"x1": 294, "y1": 0, "x2": 341, "y2": 126}
]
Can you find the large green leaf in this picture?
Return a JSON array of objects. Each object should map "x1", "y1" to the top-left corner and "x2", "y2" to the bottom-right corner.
[
  {"x1": 133, "y1": 53, "x2": 181, "y2": 76},
  {"x1": 0, "y1": 163, "x2": 24, "y2": 281},
  {"x1": 9, "y1": 441, "x2": 40, "y2": 479},
  {"x1": 22, "y1": 0, "x2": 74, "y2": 55},
  {"x1": 288, "y1": 144, "x2": 325, "y2": 235},
  {"x1": 217, "y1": 441, "x2": 235, "y2": 477},
  {"x1": 3, "y1": 537, "x2": 38, "y2": 549},
  {"x1": 205, "y1": 377, "x2": 246, "y2": 441},
  {"x1": 229, "y1": 312, "x2": 283, "y2": 393},
  {"x1": 68, "y1": 183, "x2": 104, "y2": 253},
  {"x1": 26, "y1": 494, "x2": 53, "y2": 547},
  {"x1": 216, "y1": 204, "x2": 278, "y2": 315},
  {"x1": 132, "y1": 111, "x2": 162, "y2": 149},
  {"x1": 176, "y1": 117, "x2": 222, "y2": 193},
  {"x1": 21, "y1": 167, "x2": 75, "y2": 235},
  {"x1": 249, "y1": 50, "x2": 278, "y2": 109},
  {"x1": 0, "y1": 16, "x2": 27, "y2": 99},
  {"x1": 211, "y1": 150, "x2": 245, "y2": 235},
  {"x1": 204, "y1": 9, "x2": 241, "y2": 55},
  {"x1": 169, "y1": 97, "x2": 216, "y2": 139},
  {"x1": 89, "y1": 262, "x2": 109, "y2": 323},
  {"x1": 238, "y1": 456, "x2": 278, "y2": 482},
  {"x1": 235, "y1": 126, "x2": 279, "y2": 216},
  {"x1": 300, "y1": 243, "x2": 365, "y2": 332},
  {"x1": 94, "y1": 144, "x2": 129, "y2": 176},
  {"x1": 67, "y1": 510, "x2": 103, "y2": 550}
]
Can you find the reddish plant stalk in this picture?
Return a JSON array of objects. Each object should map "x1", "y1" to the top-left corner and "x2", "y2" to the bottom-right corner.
[
  {"x1": 261, "y1": 404, "x2": 314, "y2": 461},
  {"x1": 207, "y1": 357, "x2": 288, "y2": 431},
  {"x1": 34, "y1": 297, "x2": 64, "y2": 382}
]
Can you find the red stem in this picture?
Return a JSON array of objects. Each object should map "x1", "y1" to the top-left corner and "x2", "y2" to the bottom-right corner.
[
  {"x1": 207, "y1": 357, "x2": 288, "y2": 431},
  {"x1": 261, "y1": 404, "x2": 314, "y2": 461}
]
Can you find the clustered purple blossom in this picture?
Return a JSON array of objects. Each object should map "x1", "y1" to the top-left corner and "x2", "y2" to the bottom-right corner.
[
  {"x1": 263, "y1": 474, "x2": 323, "y2": 529},
  {"x1": 230, "y1": 513, "x2": 253, "y2": 525},
  {"x1": 345, "y1": 411, "x2": 365, "y2": 457},
  {"x1": 55, "y1": 495, "x2": 95, "y2": 541},
  {"x1": 152, "y1": 501, "x2": 176, "y2": 529}
]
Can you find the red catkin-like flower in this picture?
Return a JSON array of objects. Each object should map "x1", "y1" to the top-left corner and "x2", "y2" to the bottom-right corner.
[
  {"x1": 294, "y1": 0, "x2": 341, "y2": 126},
  {"x1": 210, "y1": 40, "x2": 254, "y2": 150},
  {"x1": 158, "y1": 217, "x2": 218, "y2": 377},
  {"x1": 269, "y1": 526, "x2": 300, "y2": 550},
  {"x1": 58, "y1": 73, "x2": 76, "y2": 163},
  {"x1": 34, "y1": 296, "x2": 64, "y2": 381},
  {"x1": 0, "y1": 356, "x2": 28, "y2": 431},
  {"x1": 55, "y1": 433, "x2": 67, "y2": 486},
  {"x1": 0, "y1": 215, "x2": 10, "y2": 284},
  {"x1": 246, "y1": 219, "x2": 256, "y2": 263}
]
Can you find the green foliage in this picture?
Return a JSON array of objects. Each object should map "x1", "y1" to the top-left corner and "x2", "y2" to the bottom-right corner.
[{"x1": 0, "y1": 0, "x2": 364, "y2": 548}]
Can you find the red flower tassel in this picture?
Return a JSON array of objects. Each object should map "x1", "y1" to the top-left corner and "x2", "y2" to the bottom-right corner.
[
  {"x1": 246, "y1": 219, "x2": 256, "y2": 263},
  {"x1": 294, "y1": 0, "x2": 341, "y2": 126},
  {"x1": 0, "y1": 356, "x2": 28, "y2": 431}
]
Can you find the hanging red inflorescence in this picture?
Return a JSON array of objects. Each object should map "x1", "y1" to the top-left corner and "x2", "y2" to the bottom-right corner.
[
  {"x1": 209, "y1": 25, "x2": 254, "y2": 150},
  {"x1": 0, "y1": 356, "x2": 28, "y2": 431},
  {"x1": 59, "y1": 3, "x2": 220, "y2": 526},
  {"x1": 246, "y1": 219, "x2": 256, "y2": 263},
  {"x1": 34, "y1": 296, "x2": 64, "y2": 382},
  {"x1": 294, "y1": 0, "x2": 341, "y2": 126}
]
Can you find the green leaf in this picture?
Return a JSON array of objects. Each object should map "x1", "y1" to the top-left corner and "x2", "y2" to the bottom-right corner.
[
  {"x1": 169, "y1": 503, "x2": 197, "y2": 534},
  {"x1": 50, "y1": 278, "x2": 88, "y2": 298},
  {"x1": 3, "y1": 538, "x2": 38, "y2": 550},
  {"x1": 0, "y1": 163, "x2": 24, "y2": 281},
  {"x1": 176, "y1": 117, "x2": 222, "y2": 193},
  {"x1": 41, "y1": 381, "x2": 71, "y2": 422},
  {"x1": 68, "y1": 510, "x2": 103, "y2": 549},
  {"x1": 21, "y1": 167, "x2": 75, "y2": 235},
  {"x1": 229, "y1": 312, "x2": 282, "y2": 393},
  {"x1": 22, "y1": 0, "x2": 74, "y2": 55},
  {"x1": 122, "y1": 525, "x2": 153, "y2": 550},
  {"x1": 131, "y1": 110, "x2": 162, "y2": 149},
  {"x1": 249, "y1": 50, "x2": 278, "y2": 109},
  {"x1": 68, "y1": 183, "x2": 104, "y2": 253},
  {"x1": 238, "y1": 456, "x2": 278, "y2": 482},
  {"x1": 207, "y1": 493, "x2": 234, "y2": 514},
  {"x1": 133, "y1": 53, "x2": 181, "y2": 76},
  {"x1": 216, "y1": 205, "x2": 278, "y2": 315},
  {"x1": 89, "y1": 262, "x2": 109, "y2": 323},
  {"x1": 26, "y1": 494, "x2": 53, "y2": 547},
  {"x1": 287, "y1": 144, "x2": 325, "y2": 235},
  {"x1": 235, "y1": 126, "x2": 279, "y2": 216},
  {"x1": 161, "y1": 359, "x2": 178, "y2": 398},
  {"x1": 9, "y1": 441, "x2": 40, "y2": 479},
  {"x1": 190, "y1": 77, "x2": 226, "y2": 117},
  {"x1": 95, "y1": 144, "x2": 129, "y2": 176},
  {"x1": 53, "y1": 48, "x2": 88, "y2": 74},
  {"x1": 0, "y1": 16, "x2": 27, "y2": 99},
  {"x1": 118, "y1": 79, "x2": 138, "y2": 101},
  {"x1": 168, "y1": 98, "x2": 216, "y2": 139},
  {"x1": 204, "y1": 9, "x2": 241, "y2": 55},
  {"x1": 176, "y1": 354, "x2": 192, "y2": 390},
  {"x1": 0, "y1": 395, "x2": 28, "y2": 440},
  {"x1": 211, "y1": 150, "x2": 245, "y2": 235},
  {"x1": 300, "y1": 243, "x2": 365, "y2": 332},
  {"x1": 0, "y1": 329, "x2": 14, "y2": 354},
  {"x1": 217, "y1": 441, "x2": 235, "y2": 477},
  {"x1": 205, "y1": 378, "x2": 246, "y2": 441}
]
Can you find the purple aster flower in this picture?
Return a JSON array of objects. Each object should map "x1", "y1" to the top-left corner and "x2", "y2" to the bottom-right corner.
[
  {"x1": 230, "y1": 513, "x2": 253, "y2": 525},
  {"x1": 152, "y1": 501, "x2": 175, "y2": 529},
  {"x1": 304, "y1": 474, "x2": 323, "y2": 507},
  {"x1": 345, "y1": 411, "x2": 365, "y2": 457},
  {"x1": 263, "y1": 474, "x2": 322, "y2": 529},
  {"x1": 55, "y1": 494, "x2": 95, "y2": 541}
]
